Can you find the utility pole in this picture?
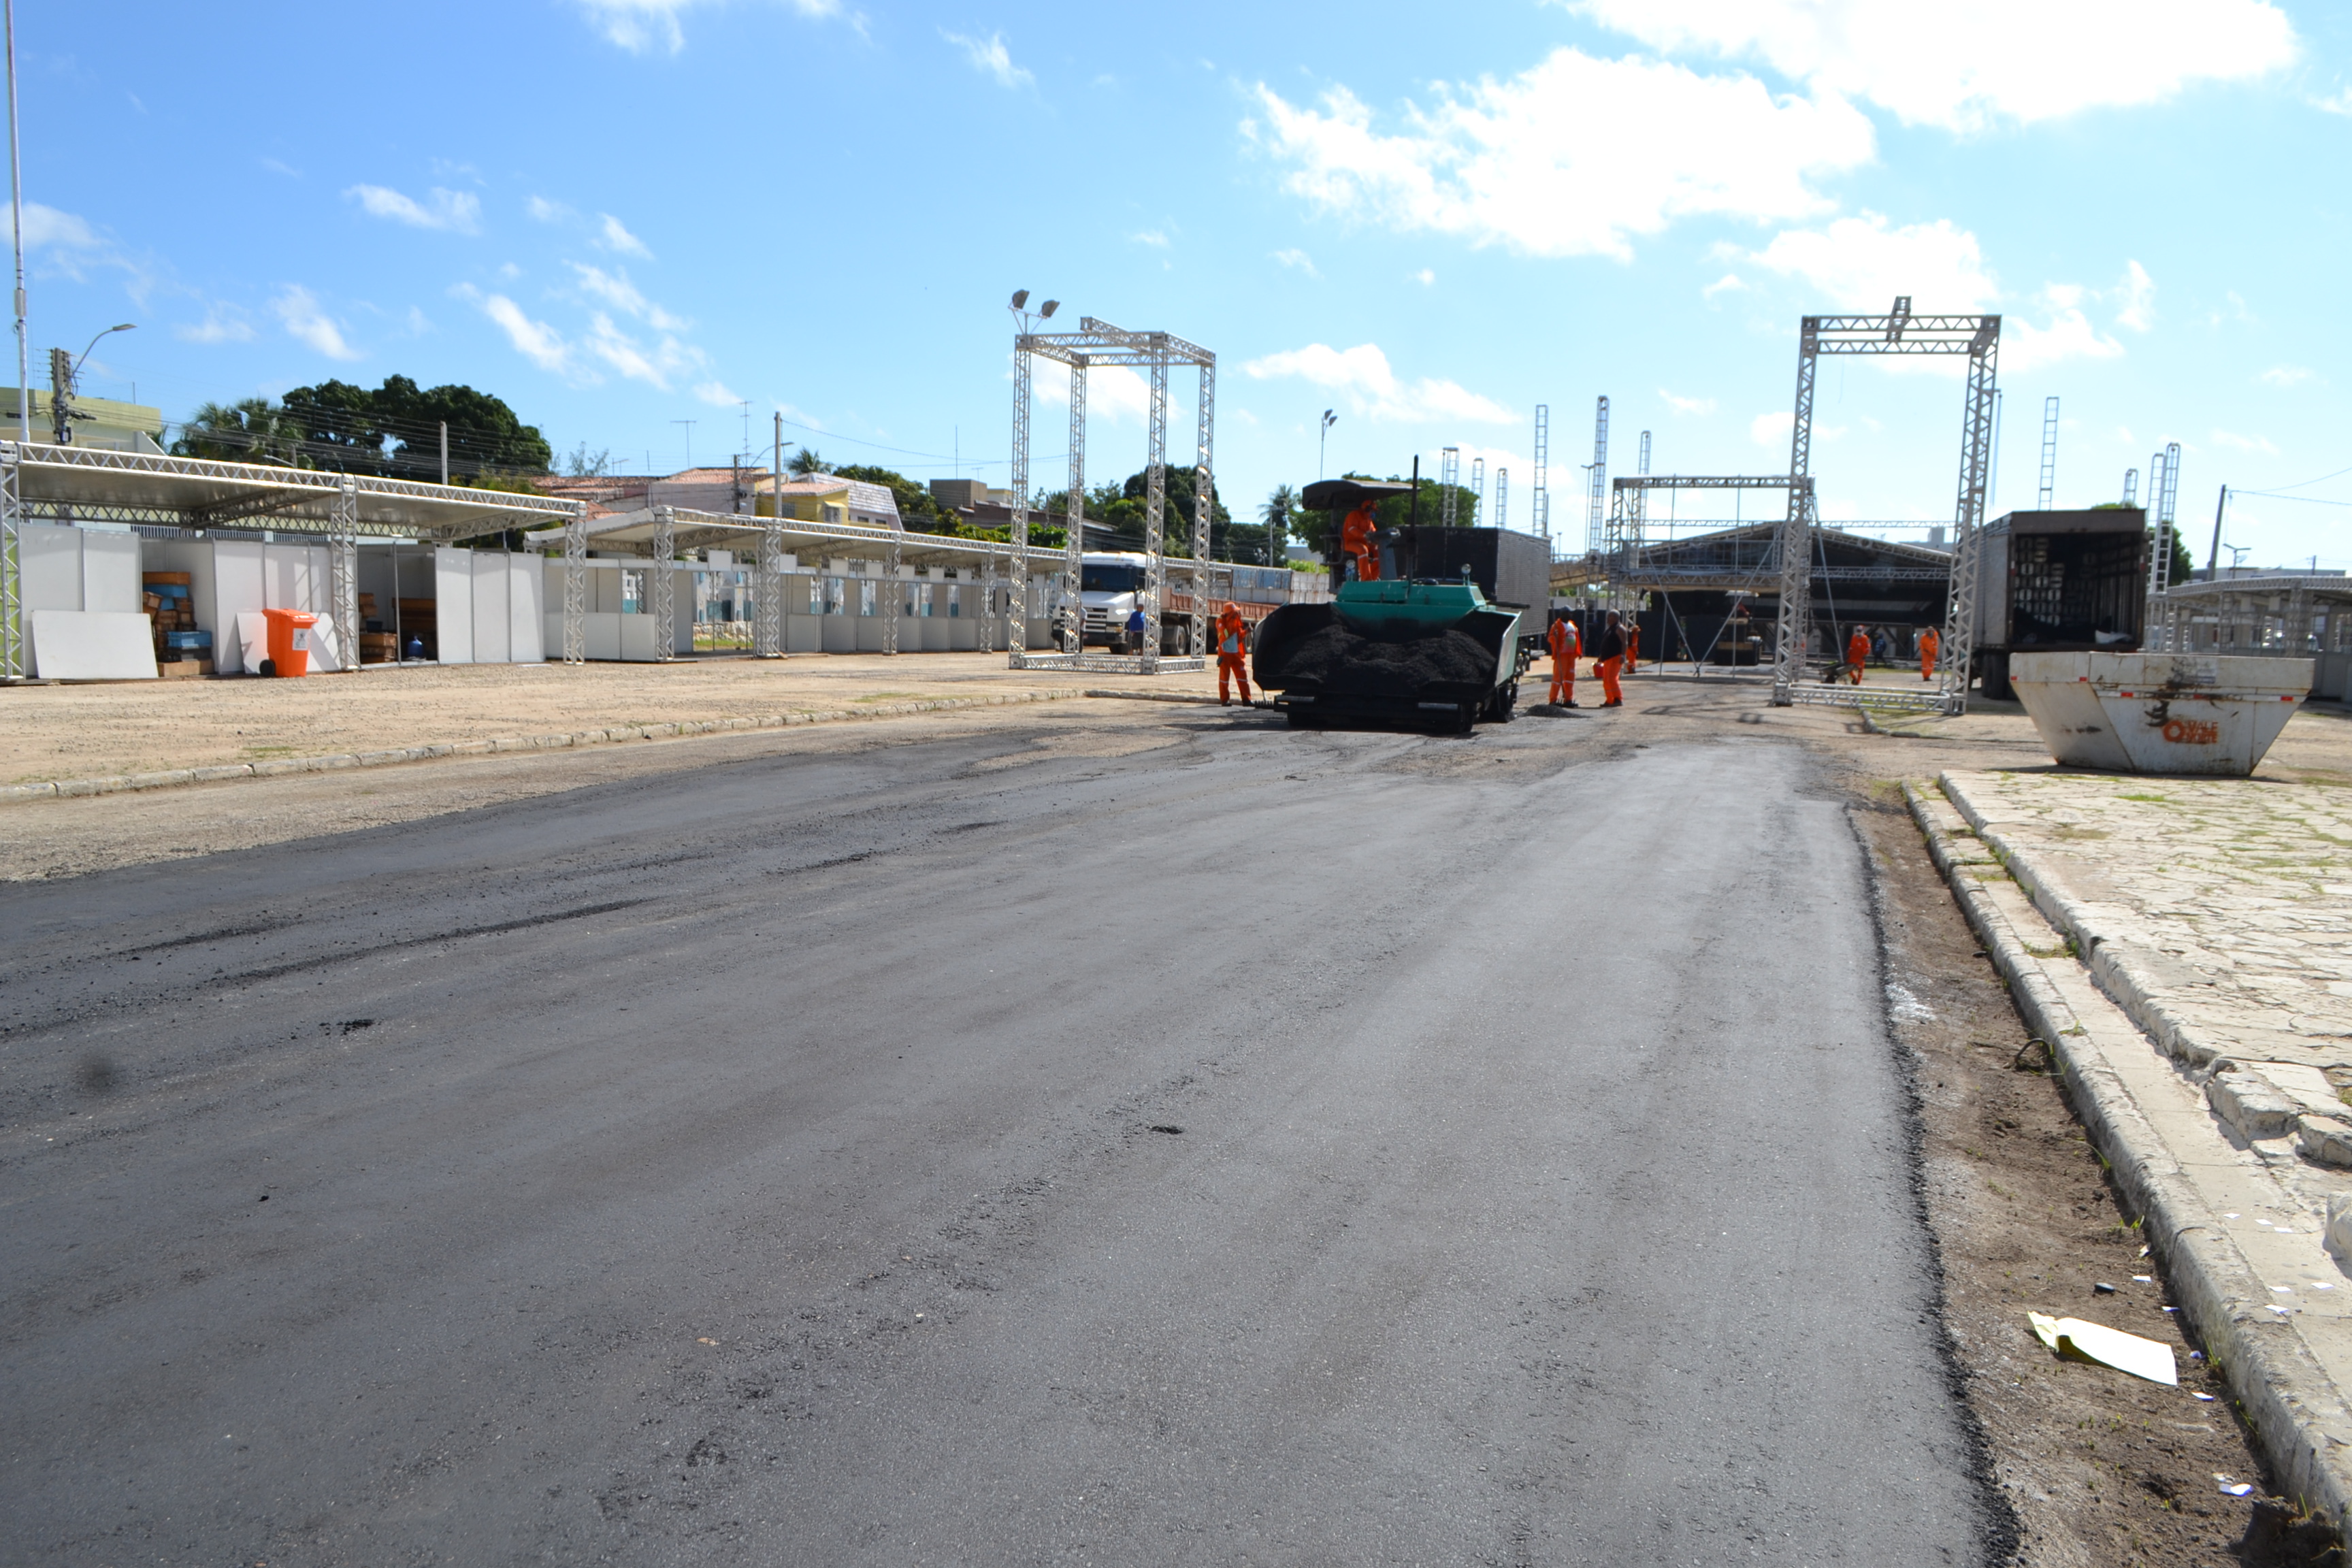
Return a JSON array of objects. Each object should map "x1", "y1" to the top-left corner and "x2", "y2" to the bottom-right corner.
[
  {"x1": 2206, "y1": 485, "x2": 2228, "y2": 580},
  {"x1": 671, "y1": 419, "x2": 695, "y2": 472},
  {"x1": 5, "y1": 0, "x2": 23, "y2": 444},
  {"x1": 438, "y1": 421, "x2": 449, "y2": 485},
  {"x1": 1318, "y1": 409, "x2": 1336, "y2": 479}
]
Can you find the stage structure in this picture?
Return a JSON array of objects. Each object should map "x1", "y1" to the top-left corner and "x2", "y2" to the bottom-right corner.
[
  {"x1": 1007, "y1": 316, "x2": 1213, "y2": 673},
  {"x1": 1771, "y1": 298, "x2": 1999, "y2": 715}
]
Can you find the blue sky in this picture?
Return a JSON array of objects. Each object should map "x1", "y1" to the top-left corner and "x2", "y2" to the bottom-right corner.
[{"x1": 24, "y1": 0, "x2": 2352, "y2": 567}]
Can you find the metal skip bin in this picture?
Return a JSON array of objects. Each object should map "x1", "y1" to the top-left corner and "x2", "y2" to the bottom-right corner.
[{"x1": 2010, "y1": 651, "x2": 2313, "y2": 777}]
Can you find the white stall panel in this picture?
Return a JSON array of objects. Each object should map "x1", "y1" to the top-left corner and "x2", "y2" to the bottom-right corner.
[
  {"x1": 210, "y1": 541, "x2": 267, "y2": 674},
  {"x1": 20, "y1": 525, "x2": 81, "y2": 610},
  {"x1": 81, "y1": 531, "x2": 142, "y2": 612},
  {"x1": 31, "y1": 610, "x2": 157, "y2": 679},
  {"x1": 434, "y1": 548, "x2": 476, "y2": 664},
  {"x1": 470, "y1": 553, "x2": 510, "y2": 665},
  {"x1": 509, "y1": 556, "x2": 545, "y2": 662},
  {"x1": 263, "y1": 544, "x2": 325, "y2": 612}
]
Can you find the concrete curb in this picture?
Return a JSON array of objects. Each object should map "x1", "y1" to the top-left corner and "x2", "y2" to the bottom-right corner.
[
  {"x1": 1080, "y1": 689, "x2": 1275, "y2": 709},
  {"x1": 1906, "y1": 779, "x2": 2352, "y2": 1531},
  {"x1": 1938, "y1": 771, "x2": 2233, "y2": 1072},
  {"x1": 0, "y1": 689, "x2": 1086, "y2": 806}
]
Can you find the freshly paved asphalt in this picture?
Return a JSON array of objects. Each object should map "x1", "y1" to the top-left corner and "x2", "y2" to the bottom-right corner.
[{"x1": 1, "y1": 696, "x2": 1991, "y2": 1565}]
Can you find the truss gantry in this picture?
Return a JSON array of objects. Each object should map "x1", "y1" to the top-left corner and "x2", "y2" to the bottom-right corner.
[
  {"x1": 1007, "y1": 316, "x2": 1214, "y2": 673},
  {"x1": 1771, "y1": 299, "x2": 1998, "y2": 715}
]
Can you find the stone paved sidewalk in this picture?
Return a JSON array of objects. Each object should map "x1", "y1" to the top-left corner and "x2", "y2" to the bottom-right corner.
[{"x1": 1944, "y1": 771, "x2": 2352, "y2": 1096}]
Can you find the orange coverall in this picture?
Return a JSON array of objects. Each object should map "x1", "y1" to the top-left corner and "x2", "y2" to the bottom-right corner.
[
  {"x1": 1547, "y1": 617, "x2": 1580, "y2": 705},
  {"x1": 1846, "y1": 629, "x2": 1869, "y2": 685},
  {"x1": 1216, "y1": 605, "x2": 1252, "y2": 705},
  {"x1": 1917, "y1": 627, "x2": 1939, "y2": 682},
  {"x1": 1339, "y1": 504, "x2": 1379, "y2": 583},
  {"x1": 1624, "y1": 622, "x2": 1642, "y2": 673}
]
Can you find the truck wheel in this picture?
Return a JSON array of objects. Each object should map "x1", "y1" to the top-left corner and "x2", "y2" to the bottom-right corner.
[{"x1": 1493, "y1": 683, "x2": 1518, "y2": 723}]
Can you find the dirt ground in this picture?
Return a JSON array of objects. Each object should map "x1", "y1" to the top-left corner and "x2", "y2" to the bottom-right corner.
[
  {"x1": 7, "y1": 662, "x2": 2352, "y2": 1563},
  {"x1": 0, "y1": 651, "x2": 1222, "y2": 785}
]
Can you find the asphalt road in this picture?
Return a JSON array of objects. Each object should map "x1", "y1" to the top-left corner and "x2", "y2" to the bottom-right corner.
[{"x1": 1, "y1": 697, "x2": 1991, "y2": 1565}]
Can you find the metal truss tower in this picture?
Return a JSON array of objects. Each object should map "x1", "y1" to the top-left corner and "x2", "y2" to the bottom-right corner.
[
  {"x1": 651, "y1": 506, "x2": 677, "y2": 661},
  {"x1": 1470, "y1": 457, "x2": 1485, "y2": 524},
  {"x1": 1531, "y1": 406, "x2": 1549, "y2": 549},
  {"x1": 1007, "y1": 315, "x2": 1213, "y2": 672},
  {"x1": 1495, "y1": 469, "x2": 1509, "y2": 530},
  {"x1": 1586, "y1": 397, "x2": 1610, "y2": 555},
  {"x1": 2122, "y1": 468, "x2": 2138, "y2": 507},
  {"x1": 1770, "y1": 297, "x2": 2000, "y2": 716},
  {"x1": 0, "y1": 442, "x2": 20, "y2": 681},
  {"x1": 1439, "y1": 446, "x2": 1460, "y2": 527},
  {"x1": 2036, "y1": 395, "x2": 2059, "y2": 508},
  {"x1": 328, "y1": 477, "x2": 359, "y2": 672},
  {"x1": 1638, "y1": 430, "x2": 1652, "y2": 478},
  {"x1": 2145, "y1": 440, "x2": 2183, "y2": 644}
]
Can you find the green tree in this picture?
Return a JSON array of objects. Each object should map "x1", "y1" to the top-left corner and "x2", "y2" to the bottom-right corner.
[
  {"x1": 172, "y1": 397, "x2": 304, "y2": 465},
  {"x1": 1261, "y1": 484, "x2": 1298, "y2": 561},
  {"x1": 789, "y1": 448, "x2": 828, "y2": 475},
  {"x1": 268, "y1": 375, "x2": 552, "y2": 479}
]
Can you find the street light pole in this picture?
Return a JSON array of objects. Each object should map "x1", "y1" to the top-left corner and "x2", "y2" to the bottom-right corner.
[
  {"x1": 5, "y1": 0, "x2": 24, "y2": 444},
  {"x1": 1318, "y1": 408, "x2": 1337, "y2": 480}
]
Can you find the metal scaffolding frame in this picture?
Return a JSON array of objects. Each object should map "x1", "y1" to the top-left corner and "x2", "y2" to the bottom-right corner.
[
  {"x1": 1004, "y1": 316, "x2": 1213, "y2": 674},
  {"x1": 1494, "y1": 468, "x2": 1509, "y2": 531},
  {"x1": 650, "y1": 506, "x2": 678, "y2": 661},
  {"x1": 328, "y1": 477, "x2": 360, "y2": 672},
  {"x1": 562, "y1": 510, "x2": 588, "y2": 664},
  {"x1": 1586, "y1": 396, "x2": 1610, "y2": 555},
  {"x1": 1531, "y1": 406, "x2": 1549, "y2": 551},
  {"x1": 2036, "y1": 395, "x2": 2059, "y2": 509},
  {"x1": 1769, "y1": 298, "x2": 1999, "y2": 715},
  {"x1": 0, "y1": 442, "x2": 20, "y2": 682},
  {"x1": 2143, "y1": 440, "x2": 2183, "y2": 645},
  {"x1": 1439, "y1": 446, "x2": 1460, "y2": 528}
]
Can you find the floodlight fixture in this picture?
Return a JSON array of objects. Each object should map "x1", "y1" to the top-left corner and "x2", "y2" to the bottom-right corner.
[
  {"x1": 1039, "y1": 300, "x2": 1059, "y2": 319},
  {"x1": 1010, "y1": 289, "x2": 1029, "y2": 310}
]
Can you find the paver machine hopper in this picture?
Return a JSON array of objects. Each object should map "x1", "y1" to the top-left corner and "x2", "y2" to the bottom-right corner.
[{"x1": 1252, "y1": 478, "x2": 1546, "y2": 733}]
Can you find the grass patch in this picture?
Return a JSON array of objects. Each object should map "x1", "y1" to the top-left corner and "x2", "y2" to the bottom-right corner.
[{"x1": 853, "y1": 691, "x2": 927, "y2": 704}]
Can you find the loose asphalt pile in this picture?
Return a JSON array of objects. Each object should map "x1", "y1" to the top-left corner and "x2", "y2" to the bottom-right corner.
[{"x1": 1276, "y1": 625, "x2": 1496, "y2": 695}]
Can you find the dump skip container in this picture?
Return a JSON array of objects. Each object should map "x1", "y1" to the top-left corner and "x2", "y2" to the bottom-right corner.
[
  {"x1": 2010, "y1": 651, "x2": 2312, "y2": 776},
  {"x1": 261, "y1": 608, "x2": 318, "y2": 678}
]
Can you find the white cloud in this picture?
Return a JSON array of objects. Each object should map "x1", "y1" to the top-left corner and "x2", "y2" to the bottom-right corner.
[
  {"x1": 1130, "y1": 229, "x2": 1170, "y2": 248},
  {"x1": 2114, "y1": 259, "x2": 2155, "y2": 331},
  {"x1": 1245, "y1": 50, "x2": 1872, "y2": 260},
  {"x1": 1242, "y1": 342, "x2": 1514, "y2": 424},
  {"x1": 1569, "y1": 0, "x2": 2299, "y2": 132},
  {"x1": 1034, "y1": 361, "x2": 1153, "y2": 424},
  {"x1": 596, "y1": 214, "x2": 653, "y2": 258},
  {"x1": 273, "y1": 285, "x2": 360, "y2": 361},
  {"x1": 567, "y1": 263, "x2": 688, "y2": 331},
  {"x1": 526, "y1": 195, "x2": 574, "y2": 223},
  {"x1": 1414, "y1": 267, "x2": 1436, "y2": 286},
  {"x1": 1702, "y1": 272, "x2": 1747, "y2": 299},
  {"x1": 1751, "y1": 410, "x2": 1795, "y2": 448},
  {"x1": 1273, "y1": 247, "x2": 1318, "y2": 276},
  {"x1": 20, "y1": 201, "x2": 101, "y2": 250},
  {"x1": 2258, "y1": 364, "x2": 2317, "y2": 388},
  {"x1": 944, "y1": 29, "x2": 1032, "y2": 89},
  {"x1": 2007, "y1": 289, "x2": 2125, "y2": 372},
  {"x1": 174, "y1": 306, "x2": 255, "y2": 345},
  {"x1": 455, "y1": 285, "x2": 575, "y2": 377},
  {"x1": 1659, "y1": 389, "x2": 1716, "y2": 415},
  {"x1": 346, "y1": 184, "x2": 482, "y2": 234},
  {"x1": 574, "y1": 0, "x2": 840, "y2": 55},
  {"x1": 2212, "y1": 428, "x2": 2280, "y2": 455},
  {"x1": 695, "y1": 380, "x2": 742, "y2": 407},
  {"x1": 2317, "y1": 86, "x2": 2352, "y2": 116},
  {"x1": 1748, "y1": 212, "x2": 1995, "y2": 311}
]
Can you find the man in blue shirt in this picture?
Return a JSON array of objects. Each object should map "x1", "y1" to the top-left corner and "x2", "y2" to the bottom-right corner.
[{"x1": 1124, "y1": 603, "x2": 1147, "y2": 653}]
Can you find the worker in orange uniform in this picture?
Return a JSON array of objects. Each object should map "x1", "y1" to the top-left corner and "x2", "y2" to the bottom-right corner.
[
  {"x1": 1339, "y1": 502, "x2": 1380, "y2": 583},
  {"x1": 1624, "y1": 619, "x2": 1642, "y2": 674},
  {"x1": 1592, "y1": 610, "x2": 1627, "y2": 708},
  {"x1": 1547, "y1": 612, "x2": 1581, "y2": 707},
  {"x1": 1846, "y1": 625, "x2": 1869, "y2": 685},
  {"x1": 1216, "y1": 602, "x2": 1253, "y2": 706},
  {"x1": 1917, "y1": 625, "x2": 1939, "y2": 682}
]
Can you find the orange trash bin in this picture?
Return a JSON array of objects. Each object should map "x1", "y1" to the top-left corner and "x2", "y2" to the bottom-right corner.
[{"x1": 261, "y1": 608, "x2": 318, "y2": 677}]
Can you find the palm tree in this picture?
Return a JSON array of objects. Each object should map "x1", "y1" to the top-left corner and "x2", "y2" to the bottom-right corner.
[
  {"x1": 172, "y1": 397, "x2": 304, "y2": 466},
  {"x1": 789, "y1": 448, "x2": 827, "y2": 476},
  {"x1": 1260, "y1": 483, "x2": 1297, "y2": 565}
]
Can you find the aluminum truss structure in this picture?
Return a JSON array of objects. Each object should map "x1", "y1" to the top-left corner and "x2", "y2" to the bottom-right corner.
[
  {"x1": 0, "y1": 444, "x2": 20, "y2": 681},
  {"x1": 2142, "y1": 440, "x2": 2183, "y2": 647},
  {"x1": 1770, "y1": 299, "x2": 1999, "y2": 715},
  {"x1": 1494, "y1": 469, "x2": 1509, "y2": 530},
  {"x1": 564, "y1": 510, "x2": 589, "y2": 664},
  {"x1": 1586, "y1": 397, "x2": 1610, "y2": 555},
  {"x1": 2036, "y1": 396, "x2": 2059, "y2": 509},
  {"x1": 650, "y1": 506, "x2": 678, "y2": 662},
  {"x1": 1439, "y1": 446, "x2": 1460, "y2": 527},
  {"x1": 328, "y1": 477, "x2": 360, "y2": 672},
  {"x1": 1531, "y1": 406, "x2": 1550, "y2": 551},
  {"x1": 1007, "y1": 316, "x2": 1213, "y2": 673},
  {"x1": 2123, "y1": 468, "x2": 2139, "y2": 507}
]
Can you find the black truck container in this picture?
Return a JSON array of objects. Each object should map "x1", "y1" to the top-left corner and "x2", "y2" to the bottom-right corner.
[
  {"x1": 1375, "y1": 524, "x2": 1554, "y2": 672},
  {"x1": 1972, "y1": 508, "x2": 2148, "y2": 700}
]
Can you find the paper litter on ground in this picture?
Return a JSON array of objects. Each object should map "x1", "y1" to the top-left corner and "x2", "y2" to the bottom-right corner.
[{"x1": 2028, "y1": 1311, "x2": 2180, "y2": 1386}]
